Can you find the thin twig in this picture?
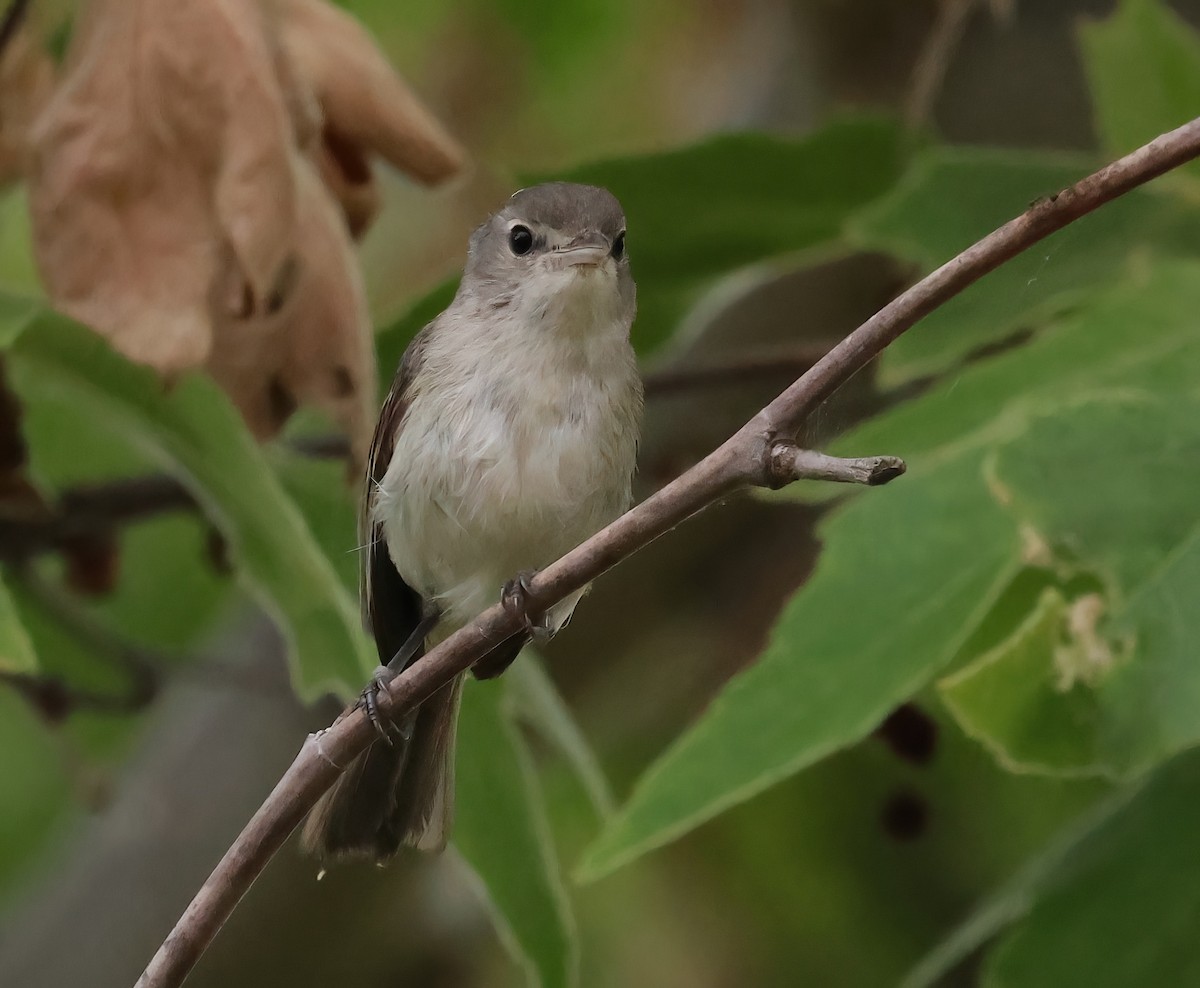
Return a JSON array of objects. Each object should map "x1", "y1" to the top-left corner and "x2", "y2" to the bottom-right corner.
[
  {"x1": 135, "y1": 116, "x2": 1200, "y2": 988},
  {"x1": 0, "y1": 669, "x2": 152, "y2": 718},
  {"x1": 0, "y1": 565, "x2": 161, "y2": 721},
  {"x1": 11, "y1": 565, "x2": 160, "y2": 706},
  {"x1": 905, "y1": 0, "x2": 979, "y2": 130},
  {"x1": 769, "y1": 445, "x2": 906, "y2": 488},
  {"x1": 0, "y1": 474, "x2": 196, "y2": 561}
]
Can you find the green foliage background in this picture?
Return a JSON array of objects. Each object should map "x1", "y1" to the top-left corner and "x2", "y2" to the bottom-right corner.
[{"x1": 4, "y1": 1, "x2": 1200, "y2": 986}]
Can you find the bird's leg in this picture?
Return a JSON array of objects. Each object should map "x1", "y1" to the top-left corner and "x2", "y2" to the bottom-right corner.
[
  {"x1": 501, "y1": 569, "x2": 553, "y2": 646},
  {"x1": 470, "y1": 570, "x2": 552, "y2": 682},
  {"x1": 360, "y1": 607, "x2": 441, "y2": 744}
]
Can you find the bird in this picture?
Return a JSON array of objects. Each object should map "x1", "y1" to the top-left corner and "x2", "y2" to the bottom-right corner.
[{"x1": 301, "y1": 182, "x2": 643, "y2": 861}]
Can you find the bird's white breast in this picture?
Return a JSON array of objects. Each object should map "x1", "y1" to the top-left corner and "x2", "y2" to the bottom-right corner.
[{"x1": 374, "y1": 272, "x2": 641, "y2": 629}]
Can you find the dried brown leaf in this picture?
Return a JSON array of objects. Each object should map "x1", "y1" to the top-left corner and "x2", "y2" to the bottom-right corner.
[
  {"x1": 0, "y1": 29, "x2": 55, "y2": 185},
  {"x1": 29, "y1": 0, "x2": 301, "y2": 373},
  {"x1": 207, "y1": 159, "x2": 376, "y2": 464},
  {"x1": 26, "y1": 0, "x2": 450, "y2": 457},
  {"x1": 273, "y1": 0, "x2": 464, "y2": 236}
]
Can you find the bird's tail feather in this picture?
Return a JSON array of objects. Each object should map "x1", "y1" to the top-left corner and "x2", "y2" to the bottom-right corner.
[{"x1": 301, "y1": 673, "x2": 464, "y2": 860}]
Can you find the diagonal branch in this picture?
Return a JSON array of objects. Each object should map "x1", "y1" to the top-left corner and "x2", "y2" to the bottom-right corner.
[{"x1": 136, "y1": 115, "x2": 1200, "y2": 988}]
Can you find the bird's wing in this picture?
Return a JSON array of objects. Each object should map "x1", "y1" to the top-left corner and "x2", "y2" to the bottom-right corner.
[{"x1": 361, "y1": 324, "x2": 431, "y2": 664}]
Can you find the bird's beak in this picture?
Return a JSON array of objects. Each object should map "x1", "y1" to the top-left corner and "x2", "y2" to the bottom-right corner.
[{"x1": 553, "y1": 233, "x2": 610, "y2": 268}]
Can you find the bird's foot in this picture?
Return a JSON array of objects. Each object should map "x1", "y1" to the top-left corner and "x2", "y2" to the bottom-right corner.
[
  {"x1": 356, "y1": 609, "x2": 440, "y2": 742},
  {"x1": 358, "y1": 666, "x2": 396, "y2": 744},
  {"x1": 501, "y1": 569, "x2": 552, "y2": 645}
]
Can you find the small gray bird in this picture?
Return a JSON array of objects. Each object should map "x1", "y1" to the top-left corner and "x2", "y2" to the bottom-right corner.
[{"x1": 302, "y1": 182, "x2": 642, "y2": 860}]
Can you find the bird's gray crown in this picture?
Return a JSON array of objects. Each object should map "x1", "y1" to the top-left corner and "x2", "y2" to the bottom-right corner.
[{"x1": 501, "y1": 182, "x2": 625, "y2": 238}]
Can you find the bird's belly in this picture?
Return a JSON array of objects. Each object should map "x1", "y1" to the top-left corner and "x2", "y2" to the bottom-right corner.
[{"x1": 380, "y1": 402, "x2": 630, "y2": 628}]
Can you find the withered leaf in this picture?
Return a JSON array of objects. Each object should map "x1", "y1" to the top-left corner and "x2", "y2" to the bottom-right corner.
[
  {"x1": 0, "y1": 29, "x2": 55, "y2": 186},
  {"x1": 207, "y1": 158, "x2": 376, "y2": 466},
  {"x1": 273, "y1": 0, "x2": 465, "y2": 237},
  {"x1": 28, "y1": 0, "x2": 461, "y2": 457},
  {"x1": 29, "y1": 0, "x2": 301, "y2": 374}
]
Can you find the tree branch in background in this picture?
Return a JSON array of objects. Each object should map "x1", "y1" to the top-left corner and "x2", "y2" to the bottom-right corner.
[
  {"x1": 3, "y1": 564, "x2": 160, "y2": 716},
  {"x1": 136, "y1": 116, "x2": 1200, "y2": 988},
  {"x1": 0, "y1": 0, "x2": 31, "y2": 60},
  {"x1": 905, "y1": 0, "x2": 979, "y2": 130}
]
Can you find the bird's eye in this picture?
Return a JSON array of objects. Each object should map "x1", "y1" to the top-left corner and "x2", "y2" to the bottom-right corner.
[
  {"x1": 509, "y1": 225, "x2": 534, "y2": 256},
  {"x1": 612, "y1": 231, "x2": 626, "y2": 260}
]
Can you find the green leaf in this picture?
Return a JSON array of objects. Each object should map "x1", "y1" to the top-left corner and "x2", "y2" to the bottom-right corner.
[
  {"x1": 849, "y1": 148, "x2": 1200, "y2": 385},
  {"x1": 579, "y1": 450, "x2": 1021, "y2": 880},
  {"x1": 941, "y1": 588, "x2": 1109, "y2": 777},
  {"x1": 375, "y1": 118, "x2": 909, "y2": 375},
  {"x1": 943, "y1": 395, "x2": 1200, "y2": 779},
  {"x1": 0, "y1": 690, "x2": 69, "y2": 894},
  {"x1": 557, "y1": 117, "x2": 909, "y2": 356},
  {"x1": 900, "y1": 781, "x2": 1139, "y2": 988},
  {"x1": 456, "y1": 679, "x2": 576, "y2": 988},
  {"x1": 271, "y1": 449, "x2": 361, "y2": 596},
  {"x1": 1079, "y1": 0, "x2": 1200, "y2": 177},
  {"x1": 507, "y1": 654, "x2": 615, "y2": 819},
  {"x1": 8, "y1": 311, "x2": 373, "y2": 699},
  {"x1": 828, "y1": 263, "x2": 1200, "y2": 471},
  {"x1": 983, "y1": 749, "x2": 1200, "y2": 987},
  {"x1": 0, "y1": 191, "x2": 42, "y2": 300},
  {"x1": 0, "y1": 575, "x2": 36, "y2": 674}
]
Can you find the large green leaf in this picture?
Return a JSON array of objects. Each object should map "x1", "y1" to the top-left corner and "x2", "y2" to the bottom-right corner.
[
  {"x1": 456, "y1": 679, "x2": 576, "y2": 988},
  {"x1": 8, "y1": 311, "x2": 373, "y2": 699},
  {"x1": 1079, "y1": 0, "x2": 1200, "y2": 181},
  {"x1": 983, "y1": 749, "x2": 1200, "y2": 987},
  {"x1": 943, "y1": 396, "x2": 1200, "y2": 779},
  {"x1": 579, "y1": 450, "x2": 1021, "y2": 879},
  {"x1": 553, "y1": 117, "x2": 908, "y2": 355},
  {"x1": 374, "y1": 117, "x2": 909, "y2": 374},
  {"x1": 828, "y1": 263, "x2": 1200, "y2": 470},
  {"x1": 849, "y1": 149, "x2": 1200, "y2": 385}
]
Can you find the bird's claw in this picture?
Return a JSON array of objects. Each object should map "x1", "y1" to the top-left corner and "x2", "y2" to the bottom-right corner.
[
  {"x1": 502, "y1": 570, "x2": 552, "y2": 643},
  {"x1": 358, "y1": 666, "x2": 395, "y2": 745}
]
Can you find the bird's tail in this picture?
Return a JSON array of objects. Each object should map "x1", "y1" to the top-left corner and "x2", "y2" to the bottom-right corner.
[{"x1": 301, "y1": 673, "x2": 464, "y2": 860}]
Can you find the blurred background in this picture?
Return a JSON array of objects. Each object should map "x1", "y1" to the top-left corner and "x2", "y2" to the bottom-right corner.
[{"x1": 1, "y1": 1, "x2": 1197, "y2": 986}]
